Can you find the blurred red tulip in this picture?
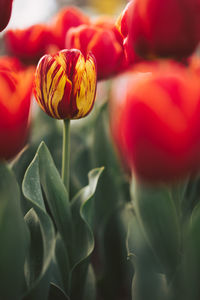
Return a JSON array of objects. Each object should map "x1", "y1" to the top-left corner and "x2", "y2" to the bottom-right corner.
[
  {"x1": 51, "y1": 6, "x2": 90, "y2": 50},
  {"x1": 34, "y1": 49, "x2": 97, "y2": 120},
  {"x1": 5, "y1": 24, "x2": 54, "y2": 64},
  {"x1": 0, "y1": 0, "x2": 13, "y2": 31},
  {"x1": 116, "y1": 0, "x2": 142, "y2": 65},
  {"x1": 0, "y1": 56, "x2": 23, "y2": 72},
  {"x1": 117, "y1": 0, "x2": 200, "y2": 60},
  {"x1": 93, "y1": 16, "x2": 131, "y2": 73},
  {"x1": 0, "y1": 59, "x2": 33, "y2": 160},
  {"x1": 110, "y1": 61, "x2": 200, "y2": 183},
  {"x1": 66, "y1": 23, "x2": 124, "y2": 80}
]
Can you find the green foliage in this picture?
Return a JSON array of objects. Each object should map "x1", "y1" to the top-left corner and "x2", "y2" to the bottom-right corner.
[
  {"x1": 0, "y1": 163, "x2": 29, "y2": 300},
  {"x1": 177, "y1": 201, "x2": 200, "y2": 300},
  {"x1": 10, "y1": 102, "x2": 200, "y2": 300},
  {"x1": 48, "y1": 283, "x2": 69, "y2": 300},
  {"x1": 132, "y1": 181, "x2": 181, "y2": 279},
  {"x1": 89, "y1": 103, "x2": 133, "y2": 300},
  {"x1": 127, "y1": 208, "x2": 168, "y2": 300},
  {"x1": 22, "y1": 153, "x2": 56, "y2": 300},
  {"x1": 22, "y1": 141, "x2": 103, "y2": 299}
]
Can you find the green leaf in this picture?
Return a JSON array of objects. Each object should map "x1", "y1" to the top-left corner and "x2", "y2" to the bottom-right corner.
[
  {"x1": 23, "y1": 142, "x2": 73, "y2": 262},
  {"x1": 37, "y1": 142, "x2": 73, "y2": 254},
  {"x1": 131, "y1": 263, "x2": 168, "y2": 300},
  {"x1": 24, "y1": 209, "x2": 44, "y2": 286},
  {"x1": 70, "y1": 130, "x2": 92, "y2": 192},
  {"x1": 98, "y1": 203, "x2": 133, "y2": 300},
  {"x1": 23, "y1": 142, "x2": 103, "y2": 299},
  {"x1": 91, "y1": 103, "x2": 127, "y2": 229},
  {"x1": 83, "y1": 264, "x2": 96, "y2": 300},
  {"x1": 132, "y1": 181, "x2": 181, "y2": 278},
  {"x1": 48, "y1": 283, "x2": 70, "y2": 300},
  {"x1": 127, "y1": 207, "x2": 168, "y2": 300},
  {"x1": 178, "y1": 202, "x2": 200, "y2": 300},
  {"x1": 127, "y1": 207, "x2": 159, "y2": 271},
  {"x1": 70, "y1": 167, "x2": 104, "y2": 267},
  {"x1": 181, "y1": 175, "x2": 200, "y2": 222},
  {"x1": 22, "y1": 154, "x2": 55, "y2": 300},
  {"x1": 54, "y1": 234, "x2": 70, "y2": 292},
  {"x1": 0, "y1": 162, "x2": 28, "y2": 300},
  {"x1": 70, "y1": 263, "x2": 96, "y2": 300},
  {"x1": 69, "y1": 167, "x2": 104, "y2": 299},
  {"x1": 23, "y1": 155, "x2": 45, "y2": 211}
]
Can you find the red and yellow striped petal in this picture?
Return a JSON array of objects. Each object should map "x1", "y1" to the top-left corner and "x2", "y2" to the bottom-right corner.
[{"x1": 73, "y1": 52, "x2": 97, "y2": 118}]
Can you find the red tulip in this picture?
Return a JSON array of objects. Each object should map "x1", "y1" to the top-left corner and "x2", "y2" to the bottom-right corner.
[
  {"x1": 0, "y1": 0, "x2": 13, "y2": 31},
  {"x1": 93, "y1": 16, "x2": 130, "y2": 72},
  {"x1": 66, "y1": 23, "x2": 124, "y2": 80},
  {"x1": 116, "y1": 0, "x2": 142, "y2": 65},
  {"x1": 51, "y1": 6, "x2": 90, "y2": 50},
  {"x1": 5, "y1": 24, "x2": 54, "y2": 64},
  {"x1": 117, "y1": 0, "x2": 200, "y2": 60},
  {"x1": 0, "y1": 58, "x2": 33, "y2": 160},
  {"x1": 34, "y1": 49, "x2": 97, "y2": 120},
  {"x1": 110, "y1": 61, "x2": 200, "y2": 182}
]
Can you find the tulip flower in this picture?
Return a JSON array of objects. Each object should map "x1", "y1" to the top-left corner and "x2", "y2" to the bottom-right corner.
[
  {"x1": 0, "y1": 0, "x2": 13, "y2": 31},
  {"x1": 51, "y1": 6, "x2": 90, "y2": 50},
  {"x1": 116, "y1": 1, "x2": 142, "y2": 65},
  {"x1": 110, "y1": 61, "x2": 200, "y2": 182},
  {"x1": 34, "y1": 49, "x2": 97, "y2": 120},
  {"x1": 93, "y1": 16, "x2": 130, "y2": 73},
  {"x1": 66, "y1": 23, "x2": 124, "y2": 80},
  {"x1": 5, "y1": 24, "x2": 54, "y2": 64},
  {"x1": 0, "y1": 60, "x2": 33, "y2": 160},
  {"x1": 117, "y1": 0, "x2": 200, "y2": 60}
]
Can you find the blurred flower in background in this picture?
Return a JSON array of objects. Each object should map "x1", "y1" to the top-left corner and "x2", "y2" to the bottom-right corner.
[
  {"x1": 51, "y1": 6, "x2": 90, "y2": 49},
  {"x1": 5, "y1": 24, "x2": 54, "y2": 64},
  {"x1": 0, "y1": 57, "x2": 33, "y2": 159},
  {"x1": 110, "y1": 61, "x2": 200, "y2": 183},
  {"x1": 118, "y1": 0, "x2": 200, "y2": 60},
  {"x1": 66, "y1": 21, "x2": 124, "y2": 80}
]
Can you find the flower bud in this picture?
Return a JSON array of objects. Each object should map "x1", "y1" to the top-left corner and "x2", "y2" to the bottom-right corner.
[
  {"x1": 34, "y1": 49, "x2": 97, "y2": 120},
  {"x1": 0, "y1": 0, "x2": 13, "y2": 31},
  {"x1": 110, "y1": 61, "x2": 200, "y2": 183}
]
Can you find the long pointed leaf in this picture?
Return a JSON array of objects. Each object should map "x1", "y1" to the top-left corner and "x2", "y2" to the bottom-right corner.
[
  {"x1": 23, "y1": 154, "x2": 55, "y2": 300},
  {"x1": 0, "y1": 163, "x2": 28, "y2": 300}
]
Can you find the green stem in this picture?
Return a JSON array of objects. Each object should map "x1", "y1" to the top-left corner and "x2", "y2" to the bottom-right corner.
[{"x1": 62, "y1": 119, "x2": 70, "y2": 196}]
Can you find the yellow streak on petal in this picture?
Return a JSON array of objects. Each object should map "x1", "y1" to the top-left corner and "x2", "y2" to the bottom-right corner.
[
  {"x1": 55, "y1": 52, "x2": 67, "y2": 73},
  {"x1": 73, "y1": 55, "x2": 97, "y2": 118},
  {"x1": 42, "y1": 60, "x2": 71, "y2": 119},
  {"x1": 51, "y1": 73, "x2": 71, "y2": 119}
]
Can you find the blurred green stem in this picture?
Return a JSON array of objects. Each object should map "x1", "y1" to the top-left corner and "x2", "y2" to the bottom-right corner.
[{"x1": 62, "y1": 119, "x2": 70, "y2": 196}]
